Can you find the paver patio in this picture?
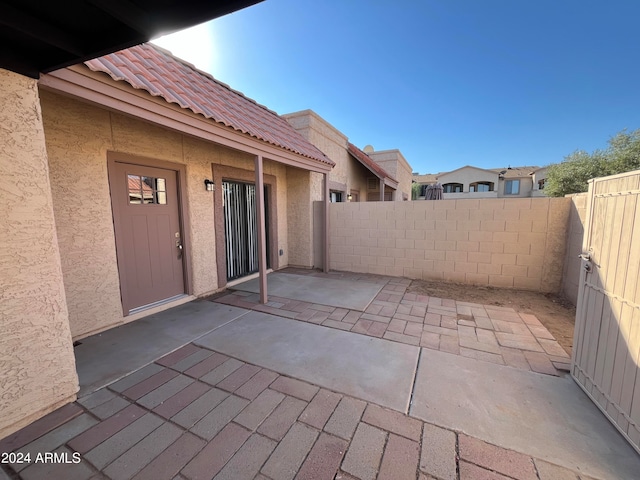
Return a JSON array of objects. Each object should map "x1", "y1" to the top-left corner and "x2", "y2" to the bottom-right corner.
[
  {"x1": 214, "y1": 268, "x2": 571, "y2": 376},
  {"x1": 0, "y1": 343, "x2": 591, "y2": 480},
  {"x1": 4, "y1": 270, "x2": 638, "y2": 479}
]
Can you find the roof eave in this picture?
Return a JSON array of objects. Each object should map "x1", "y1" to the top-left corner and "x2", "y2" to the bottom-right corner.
[{"x1": 39, "y1": 65, "x2": 333, "y2": 173}]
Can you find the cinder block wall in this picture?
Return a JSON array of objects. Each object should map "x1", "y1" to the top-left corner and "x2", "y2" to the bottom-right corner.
[
  {"x1": 329, "y1": 197, "x2": 572, "y2": 293},
  {"x1": 562, "y1": 194, "x2": 588, "y2": 304}
]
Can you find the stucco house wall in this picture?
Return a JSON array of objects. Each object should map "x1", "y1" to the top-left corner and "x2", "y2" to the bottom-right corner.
[
  {"x1": 368, "y1": 149, "x2": 413, "y2": 201},
  {"x1": 437, "y1": 166, "x2": 499, "y2": 199},
  {"x1": 40, "y1": 91, "x2": 294, "y2": 339},
  {"x1": 438, "y1": 167, "x2": 497, "y2": 188},
  {"x1": 284, "y1": 111, "x2": 349, "y2": 193},
  {"x1": 498, "y1": 175, "x2": 534, "y2": 198},
  {"x1": 532, "y1": 167, "x2": 549, "y2": 197},
  {"x1": 0, "y1": 70, "x2": 79, "y2": 439},
  {"x1": 286, "y1": 166, "x2": 315, "y2": 268}
]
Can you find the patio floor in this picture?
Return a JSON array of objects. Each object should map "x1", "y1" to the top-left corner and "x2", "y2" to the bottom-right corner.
[
  {"x1": 2, "y1": 270, "x2": 640, "y2": 480},
  {"x1": 216, "y1": 268, "x2": 572, "y2": 376},
  {"x1": 0, "y1": 344, "x2": 591, "y2": 480}
]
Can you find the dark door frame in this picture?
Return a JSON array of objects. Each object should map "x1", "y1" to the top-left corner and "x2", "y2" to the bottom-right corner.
[
  {"x1": 107, "y1": 151, "x2": 193, "y2": 315},
  {"x1": 212, "y1": 164, "x2": 278, "y2": 289}
]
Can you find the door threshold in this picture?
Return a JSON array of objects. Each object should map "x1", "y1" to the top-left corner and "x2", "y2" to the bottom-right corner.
[
  {"x1": 127, "y1": 294, "x2": 195, "y2": 320},
  {"x1": 227, "y1": 269, "x2": 273, "y2": 288}
]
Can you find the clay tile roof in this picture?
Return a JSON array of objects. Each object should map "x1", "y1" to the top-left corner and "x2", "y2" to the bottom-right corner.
[
  {"x1": 347, "y1": 143, "x2": 397, "y2": 182},
  {"x1": 84, "y1": 43, "x2": 334, "y2": 167}
]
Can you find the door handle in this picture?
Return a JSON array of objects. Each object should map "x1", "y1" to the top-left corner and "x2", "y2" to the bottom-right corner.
[{"x1": 176, "y1": 241, "x2": 183, "y2": 259}]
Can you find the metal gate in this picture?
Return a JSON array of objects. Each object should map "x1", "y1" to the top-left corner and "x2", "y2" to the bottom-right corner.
[
  {"x1": 222, "y1": 180, "x2": 268, "y2": 281},
  {"x1": 572, "y1": 170, "x2": 640, "y2": 453}
]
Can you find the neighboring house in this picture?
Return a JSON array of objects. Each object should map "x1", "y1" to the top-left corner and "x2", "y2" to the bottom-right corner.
[
  {"x1": 412, "y1": 165, "x2": 546, "y2": 199},
  {"x1": 1, "y1": 43, "x2": 334, "y2": 438},
  {"x1": 365, "y1": 147, "x2": 414, "y2": 201},
  {"x1": 283, "y1": 110, "x2": 408, "y2": 203},
  {"x1": 412, "y1": 173, "x2": 438, "y2": 198},
  {"x1": 282, "y1": 110, "x2": 411, "y2": 270},
  {"x1": 531, "y1": 167, "x2": 548, "y2": 197}
]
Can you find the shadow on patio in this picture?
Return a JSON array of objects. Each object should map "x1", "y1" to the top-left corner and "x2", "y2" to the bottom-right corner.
[{"x1": 1, "y1": 270, "x2": 639, "y2": 480}]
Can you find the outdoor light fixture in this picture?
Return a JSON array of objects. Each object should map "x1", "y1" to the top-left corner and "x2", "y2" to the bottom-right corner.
[
  {"x1": 347, "y1": 194, "x2": 353, "y2": 201},
  {"x1": 204, "y1": 179, "x2": 215, "y2": 191}
]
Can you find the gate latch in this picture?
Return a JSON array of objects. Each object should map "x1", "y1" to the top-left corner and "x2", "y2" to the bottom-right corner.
[{"x1": 579, "y1": 252, "x2": 592, "y2": 272}]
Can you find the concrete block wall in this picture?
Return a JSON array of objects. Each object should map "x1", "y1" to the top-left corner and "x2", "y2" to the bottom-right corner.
[
  {"x1": 329, "y1": 197, "x2": 572, "y2": 293},
  {"x1": 561, "y1": 194, "x2": 588, "y2": 304}
]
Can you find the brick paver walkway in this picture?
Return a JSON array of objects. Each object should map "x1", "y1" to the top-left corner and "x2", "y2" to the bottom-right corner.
[
  {"x1": 1, "y1": 343, "x2": 590, "y2": 480},
  {"x1": 213, "y1": 268, "x2": 571, "y2": 376}
]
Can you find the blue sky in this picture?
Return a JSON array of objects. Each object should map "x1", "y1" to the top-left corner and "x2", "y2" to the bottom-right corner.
[{"x1": 153, "y1": 0, "x2": 640, "y2": 174}]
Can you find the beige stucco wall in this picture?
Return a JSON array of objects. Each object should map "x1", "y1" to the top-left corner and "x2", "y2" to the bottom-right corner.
[
  {"x1": 284, "y1": 111, "x2": 348, "y2": 192},
  {"x1": 438, "y1": 167, "x2": 497, "y2": 190},
  {"x1": 284, "y1": 110, "x2": 383, "y2": 204},
  {"x1": 367, "y1": 149, "x2": 413, "y2": 201},
  {"x1": 286, "y1": 167, "x2": 314, "y2": 267},
  {"x1": 562, "y1": 193, "x2": 588, "y2": 304},
  {"x1": 330, "y1": 197, "x2": 571, "y2": 292},
  {"x1": 532, "y1": 167, "x2": 548, "y2": 197},
  {"x1": 0, "y1": 70, "x2": 78, "y2": 438},
  {"x1": 40, "y1": 91, "x2": 291, "y2": 339},
  {"x1": 434, "y1": 167, "x2": 536, "y2": 198},
  {"x1": 498, "y1": 176, "x2": 534, "y2": 198}
]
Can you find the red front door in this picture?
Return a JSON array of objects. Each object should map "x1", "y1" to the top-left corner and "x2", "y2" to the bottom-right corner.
[{"x1": 109, "y1": 161, "x2": 185, "y2": 314}]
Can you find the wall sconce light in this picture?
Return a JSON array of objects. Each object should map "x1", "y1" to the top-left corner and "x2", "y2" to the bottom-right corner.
[
  {"x1": 347, "y1": 194, "x2": 353, "y2": 201},
  {"x1": 204, "y1": 179, "x2": 215, "y2": 192}
]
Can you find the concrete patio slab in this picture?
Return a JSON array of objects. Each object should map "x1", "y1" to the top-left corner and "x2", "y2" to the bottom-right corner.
[
  {"x1": 410, "y1": 348, "x2": 640, "y2": 480},
  {"x1": 195, "y1": 311, "x2": 419, "y2": 412},
  {"x1": 75, "y1": 301, "x2": 248, "y2": 397},
  {"x1": 231, "y1": 272, "x2": 383, "y2": 311}
]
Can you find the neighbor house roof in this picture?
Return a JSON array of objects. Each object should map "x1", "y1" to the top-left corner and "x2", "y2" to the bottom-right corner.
[
  {"x1": 412, "y1": 165, "x2": 540, "y2": 181},
  {"x1": 84, "y1": 43, "x2": 334, "y2": 167},
  {"x1": 347, "y1": 143, "x2": 397, "y2": 182},
  {"x1": 489, "y1": 166, "x2": 539, "y2": 178},
  {"x1": 412, "y1": 173, "x2": 438, "y2": 184}
]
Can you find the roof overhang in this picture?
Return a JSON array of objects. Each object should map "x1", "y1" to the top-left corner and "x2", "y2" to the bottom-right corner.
[
  {"x1": 0, "y1": 0, "x2": 262, "y2": 78},
  {"x1": 39, "y1": 65, "x2": 333, "y2": 173}
]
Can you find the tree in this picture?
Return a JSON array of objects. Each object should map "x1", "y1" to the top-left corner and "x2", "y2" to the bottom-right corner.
[
  {"x1": 411, "y1": 182, "x2": 421, "y2": 200},
  {"x1": 545, "y1": 129, "x2": 640, "y2": 197}
]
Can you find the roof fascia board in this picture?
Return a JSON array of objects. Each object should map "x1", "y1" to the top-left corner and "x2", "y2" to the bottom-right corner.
[
  {"x1": 39, "y1": 66, "x2": 332, "y2": 173},
  {"x1": 439, "y1": 165, "x2": 496, "y2": 178},
  {"x1": 384, "y1": 177, "x2": 399, "y2": 189}
]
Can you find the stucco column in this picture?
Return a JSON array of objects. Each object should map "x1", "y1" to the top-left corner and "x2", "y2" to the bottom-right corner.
[
  {"x1": 323, "y1": 173, "x2": 330, "y2": 273},
  {"x1": 0, "y1": 69, "x2": 79, "y2": 438},
  {"x1": 380, "y1": 178, "x2": 385, "y2": 201},
  {"x1": 255, "y1": 155, "x2": 268, "y2": 303}
]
